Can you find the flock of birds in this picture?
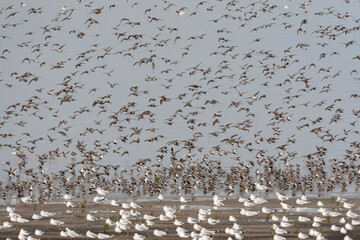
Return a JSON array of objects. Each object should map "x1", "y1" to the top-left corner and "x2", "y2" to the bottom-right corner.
[
  {"x1": 1, "y1": 189, "x2": 360, "y2": 239},
  {"x1": 0, "y1": 0, "x2": 360, "y2": 238}
]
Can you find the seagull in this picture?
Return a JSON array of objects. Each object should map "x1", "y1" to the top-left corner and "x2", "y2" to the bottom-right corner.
[
  {"x1": 154, "y1": 229, "x2": 167, "y2": 237},
  {"x1": 86, "y1": 213, "x2": 97, "y2": 221},
  {"x1": 40, "y1": 210, "x2": 55, "y2": 217},
  {"x1": 276, "y1": 192, "x2": 289, "y2": 202},
  {"x1": 180, "y1": 196, "x2": 188, "y2": 203},
  {"x1": 34, "y1": 230, "x2": 44, "y2": 236},
  {"x1": 66, "y1": 228, "x2": 80, "y2": 237},
  {"x1": 110, "y1": 200, "x2": 119, "y2": 206},
  {"x1": 32, "y1": 214, "x2": 42, "y2": 220},
  {"x1": 133, "y1": 233, "x2": 146, "y2": 240},
  {"x1": 207, "y1": 218, "x2": 220, "y2": 225},
  {"x1": 63, "y1": 194, "x2": 74, "y2": 200},
  {"x1": 135, "y1": 223, "x2": 148, "y2": 231},
  {"x1": 96, "y1": 188, "x2": 109, "y2": 196},
  {"x1": 158, "y1": 194, "x2": 164, "y2": 201},
  {"x1": 98, "y1": 233, "x2": 114, "y2": 239},
  {"x1": 21, "y1": 196, "x2": 32, "y2": 204},
  {"x1": 130, "y1": 201, "x2": 141, "y2": 208},
  {"x1": 93, "y1": 196, "x2": 106, "y2": 203},
  {"x1": 50, "y1": 219, "x2": 64, "y2": 225},
  {"x1": 298, "y1": 232, "x2": 309, "y2": 239},
  {"x1": 86, "y1": 231, "x2": 98, "y2": 238}
]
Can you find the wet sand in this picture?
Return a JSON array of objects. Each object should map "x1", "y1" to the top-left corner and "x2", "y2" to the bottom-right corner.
[{"x1": 1, "y1": 196, "x2": 360, "y2": 239}]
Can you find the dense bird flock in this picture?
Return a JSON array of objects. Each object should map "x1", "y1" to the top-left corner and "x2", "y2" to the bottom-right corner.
[{"x1": 0, "y1": 0, "x2": 360, "y2": 204}]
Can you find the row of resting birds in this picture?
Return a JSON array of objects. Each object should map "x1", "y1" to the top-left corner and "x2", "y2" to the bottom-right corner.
[
  {"x1": 0, "y1": 0, "x2": 360, "y2": 219},
  {"x1": 1, "y1": 188, "x2": 359, "y2": 239}
]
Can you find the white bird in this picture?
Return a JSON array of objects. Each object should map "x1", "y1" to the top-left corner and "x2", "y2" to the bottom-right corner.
[
  {"x1": 3, "y1": 222, "x2": 13, "y2": 228},
  {"x1": 345, "y1": 223, "x2": 353, "y2": 231},
  {"x1": 146, "y1": 219, "x2": 155, "y2": 226},
  {"x1": 261, "y1": 207, "x2": 273, "y2": 213},
  {"x1": 280, "y1": 202, "x2": 292, "y2": 211},
  {"x1": 271, "y1": 215, "x2": 280, "y2": 222},
  {"x1": 187, "y1": 217, "x2": 198, "y2": 224},
  {"x1": 276, "y1": 192, "x2": 288, "y2": 202},
  {"x1": 273, "y1": 234, "x2": 286, "y2": 240},
  {"x1": 275, "y1": 227, "x2": 288, "y2": 234},
  {"x1": 191, "y1": 231, "x2": 201, "y2": 239},
  {"x1": 200, "y1": 228, "x2": 216, "y2": 236},
  {"x1": 346, "y1": 210, "x2": 358, "y2": 218},
  {"x1": 122, "y1": 202, "x2": 131, "y2": 208},
  {"x1": 255, "y1": 182, "x2": 268, "y2": 191},
  {"x1": 63, "y1": 194, "x2": 74, "y2": 200},
  {"x1": 331, "y1": 225, "x2": 340, "y2": 231},
  {"x1": 50, "y1": 219, "x2": 64, "y2": 225},
  {"x1": 298, "y1": 232, "x2": 309, "y2": 239},
  {"x1": 34, "y1": 230, "x2": 44, "y2": 236},
  {"x1": 309, "y1": 229, "x2": 320, "y2": 237},
  {"x1": 86, "y1": 214, "x2": 97, "y2": 221},
  {"x1": 6, "y1": 207, "x2": 15, "y2": 212},
  {"x1": 27, "y1": 236, "x2": 39, "y2": 240},
  {"x1": 280, "y1": 221, "x2": 292, "y2": 228},
  {"x1": 312, "y1": 222, "x2": 321, "y2": 227},
  {"x1": 351, "y1": 219, "x2": 360, "y2": 225},
  {"x1": 244, "y1": 200, "x2": 255, "y2": 207},
  {"x1": 93, "y1": 196, "x2": 106, "y2": 203},
  {"x1": 20, "y1": 229, "x2": 30, "y2": 236},
  {"x1": 240, "y1": 208, "x2": 259, "y2": 216},
  {"x1": 229, "y1": 215, "x2": 237, "y2": 222},
  {"x1": 66, "y1": 228, "x2": 80, "y2": 237},
  {"x1": 296, "y1": 199, "x2": 310, "y2": 205},
  {"x1": 339, "y1": 217, "x2": 346, "y2": 224},
  {"x1": 158, "y1": 194, "x2": 164, "y2": 201},
  {"x1": 174, "y1": 219, "x2": 184, "y2": 226},
  {"x1": 313, "y1": 216, "x2": 325, "y2": 223},
  {"x1": 159, "y1": 214, "x2": 172, "y2": 221},
  {"x1": 336, "y1": 197, "x2": 347, "y2": 203},
  {"x1": 86, "y1": 231, "x2": 98, "y2": 238},
  {"x1": 96, "y1": 188, "x2": 109, "y2": 196},
  {"x1": 298, "y1": 216, "x2": 311, "y2": 222},
  {"x1": 180, "y1": 196, "x2": 188, "y2": 203},
  {"x1": 98, "y1": 233, "x2": 114, "y2": 239},
  {"x1": 21, "y1": 196, "x2": 32, "y2": 204},
  {"x1": 344, "y1": 236, "x2": 353, "y2": 240},
  {"x1": 105, "y1": 219, "x2": 116, "y2": 226},
  {"x1": 135, "y1": 223, "x2": 148, "y2": 231},
  {"x1": 60, "y1": 231, "x2": 68, "y2": 237},
  {"x1": 213, "y1": 195, "x2": 225, "y2": 207},
  {"x1": 143, "y1": 214, "x2": 157, "y2": 220},
  {"x1": 199, "y1": 208, "x2": 211, "y2": 215},
  {"x1": 344, "y1": 202, "x2": 355, "y2": 209},
  {"x1": 317, "y1": 201, "x2": 324, "y2": 207},
  {"x1": 340, "y1": 227, "x2": 347, "y2": 234},
  {"x1": 110, "y1": 200, "x2": 119, "y2": 206},
  {"x1": 17, "y1": 217, "x2": 30, "y2": 223},
  {"x1": 281, "y1": 216, "x2": 289, "y2": 222},
  {"x1": 154, "y1": 229, "x2": 167, "y2": 237},
  {"x1": 194, "y1": 223, "x2": 203, "y2": 231},
  {"x1": 253, "y1": 197, "x2": 268, "y2": 205},
  {"x1": 32, "y1": 214, "x2": 42, "y2": 220},
  {"x1": 238, "y1": 197, "x2": 247, "y2": 203},
  {"x1": 115, "y1": 226, "x2": 122, "y2": 233},
  {"x1": 40, "y1": 210, "x2": 55, "y2": 217},
  {"x1": 133, "y1": 233, "x2": 146, "y2": 240},
  {"x1": 207, "y1": 218, "x2": 220, "y2": 225},
  {"x1": 65, "y1": 201, "x2": 76, "y2": 208},
  {"x1": 130, "y1": 201, "x2": 141, "y2": 209},
  {"x1": 232, "y1": 223, "x2": 242, "y2": 230}
]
